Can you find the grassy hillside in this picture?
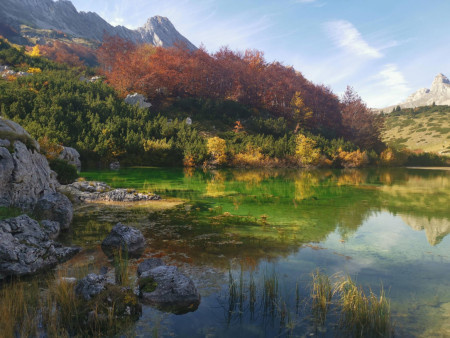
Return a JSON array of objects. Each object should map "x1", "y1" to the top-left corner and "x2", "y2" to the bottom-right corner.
[{"x1": 383, "y1": 105, "x2": 450, "y2": 155}]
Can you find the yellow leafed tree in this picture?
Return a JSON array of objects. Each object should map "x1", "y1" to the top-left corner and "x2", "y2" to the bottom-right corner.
[
  {"x1": 28, "y1": 45, "x2": 41, "y2": 57},
  {"x1": 291, "y1": 91, "x2": 313, "y2": 128},
  {"x1": 295, "y1": 133, "x2": 321, "y2": 166},
  {"x1": 207, "y1": 137, "x2": 227, "y2": 165}
]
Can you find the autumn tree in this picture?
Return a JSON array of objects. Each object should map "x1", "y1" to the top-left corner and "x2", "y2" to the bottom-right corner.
[
  {"x1": 295, "y1": 133, "x2": 321, "y2": 166},
  {"x1": 290, "y1": 91, "x2": 313, "y2": 130},
  {"x1": 340, "y1": 86, "x2": 384, "y2": 150},
  {"x1": 207, "y1": 137, "x2": 227, "y2": 165},
  {"x1": 28, "y1": 45, "x2": 40, "y2": 57}
]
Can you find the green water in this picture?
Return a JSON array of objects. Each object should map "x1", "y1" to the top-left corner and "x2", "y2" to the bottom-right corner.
[{"x1": 70, "y1": 167, "x2": 449, "y2": 337}]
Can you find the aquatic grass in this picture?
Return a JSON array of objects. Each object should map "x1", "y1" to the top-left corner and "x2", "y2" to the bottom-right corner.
[
  {"x1": 310, "y1": 269, "x2": 333, "y2": 324},
  {"x1": 263, "y1": 270, "x2": 279, "y2": 318},
  {"x1": 114, "y1": 247, "x2": 131, "y2": 286},
  {"x1": 0, "y1": 279, "x2": 41, "y2": 337},
  {"x1": 334, "y1": 276, "x2": 393, "y2": 337}
]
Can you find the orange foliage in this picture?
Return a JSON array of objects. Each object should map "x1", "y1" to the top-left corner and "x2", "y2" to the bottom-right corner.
[
  {"x1": 337, "y1": 149, "x2": 369, "y2": 168},
  {"x1": 183, "y1": 155, "x2": 196, "y2": 167},
  {"x1": 97, "y1": 37, "x2": 343, "y2": 132},
  {"x1": 233, "y1": 121, "x2": 244, "y2": 133},
  {"x1": 39, "y1": 41, "x2": 96, "y2": 67},
  {"x1": 38, "y1": 136, "x2": 63, "y2": 160}
]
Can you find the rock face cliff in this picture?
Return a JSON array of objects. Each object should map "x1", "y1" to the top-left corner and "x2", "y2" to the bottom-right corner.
[
  {"x1": 380, "y1": 73, "x2": 450, "y2": 112},
  {"x1": 0, "y1": 117, "x2": 59, "y2": 209},
  {"x1": 0, "y1": 0, "x2": 196, "y2": 50}
]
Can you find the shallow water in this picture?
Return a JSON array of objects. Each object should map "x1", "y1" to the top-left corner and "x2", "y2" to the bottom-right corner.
[{"x1": 69, "y1": 167, "x2": 450, "y2": 337}]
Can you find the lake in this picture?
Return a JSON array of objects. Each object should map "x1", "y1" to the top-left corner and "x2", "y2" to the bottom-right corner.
[{"x1": 64, "y1": 167, "x2": 449, "y2": 337}]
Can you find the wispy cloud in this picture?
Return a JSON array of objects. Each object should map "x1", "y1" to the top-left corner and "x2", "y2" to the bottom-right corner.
[
  {"x1": 359, "y1": 64, "x2": 411, "y2": 107},
  {"x1": 324, "y1": 20, "x2": 382, "y2": 58},
  {"x1": 377, "y1": 64, "x2": 409, "y2": 91}
]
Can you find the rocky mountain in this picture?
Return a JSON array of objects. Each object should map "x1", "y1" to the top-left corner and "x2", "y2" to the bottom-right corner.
[
  {"x1": 380, "y1": 73, "x2": 450, "y2": 112},
  {"x1": 0, "y1": 0, "x2": 196, "y2": 50}
]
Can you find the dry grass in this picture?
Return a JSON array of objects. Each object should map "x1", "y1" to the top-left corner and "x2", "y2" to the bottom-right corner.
[
  {"x1": 334, "y1": 276, "x2": 393, "y2": 337},
  {"x1": 383, "y1": 109, "x2": 450, "y2": 154}
]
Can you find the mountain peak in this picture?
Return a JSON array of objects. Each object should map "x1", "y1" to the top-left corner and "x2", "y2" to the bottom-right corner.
[
  {"x1": 432, "y1": 73, "x2": 450, "y2": 88},
  {"x1": 0, "y1": 0, "x2": 195, "y2": 49},
  {"x1": 378, "y1": 73, "x2": 450, "y2": 111}
]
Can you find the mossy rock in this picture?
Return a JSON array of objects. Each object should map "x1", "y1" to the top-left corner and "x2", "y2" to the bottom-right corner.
[{"x1": 139, "y1": 276, "x2": 158, "y2": 293}]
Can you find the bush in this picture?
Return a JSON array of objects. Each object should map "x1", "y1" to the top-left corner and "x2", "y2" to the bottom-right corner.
[
  {"x1": 49, "y1": 158, "x2": 78, "y2": 184},
  {"x1": 379, "y1": 147, "x2": 408, "y2": 167},
  {"x1": 338, "y1": 149, "x2": 369, "y2": 168},
  {"x1": 406, "y1": 152, "x2": 450, "y2": 166}
]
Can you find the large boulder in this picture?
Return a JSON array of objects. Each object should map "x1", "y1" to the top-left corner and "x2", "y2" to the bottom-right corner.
[
  {"x1": 0, "y1": 215, "x2": 80, "y2": 279},
  {"x1": 139, "y1": 265, "x2": 201, "y2": 314},
  {"x1": 101, "y1": 223, "x2": 146, "y2": 257},
  {"x1": 33, "y1": 192, "x2": 73, "y2": 230},
  {"x1": 0, "y1": 118, "x2": 59, "y2": 210},
  {"x1": 58, "y1": 146, "x2": 81, "y2": 171},
  {"x1": 40, "y1": 220, "x2": 60, "y2": 239}
]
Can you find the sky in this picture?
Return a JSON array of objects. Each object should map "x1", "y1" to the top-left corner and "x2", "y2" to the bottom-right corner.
[{"x1": 70, "y1": 0, "x2": 450, "y2": 108}]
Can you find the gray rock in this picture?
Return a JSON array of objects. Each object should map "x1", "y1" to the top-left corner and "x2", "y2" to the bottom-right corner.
[
  {"x1": 58, "y1": 181, "x2": 161, "y2": 203},
  {"x1": 137, "y1": 258, "x2": 165, "y2": 277},
  {"x1": 75, "y1": 273, "x2": 107, "y2": 300},
  {"x1": 0, "y1": 215, "x2": 80, "y2": 279},
  {"x1": 139, "y1": 265, "x2": 200, "y2": 314},
  {"x1": 0, "y1": 139, "x2": 10, "y2": 147},
  {"x1": 124, "y1": 93, "x2": 152, "y2": 109},
  {"x1": 109, "y1": 161, "x2": 120, "y2": 170},
  {"x1": 40, "y1": 220, "x2": 60, "y2": 239},
  {"x1": 101, "y1": 223, "x2": 146, "y2": 257},
  {"x1": 0, "y1": 118, "x2": 59, "y2": 210},
  {"x1": 58, "y1": 146, "x2": 81, "y2": 171},
  {"x1": 33, "y1": 192, "x2": 73, "y2": 230},
  {"x1": 103, "y1": 189, "x2": 161, "y2": 202}
]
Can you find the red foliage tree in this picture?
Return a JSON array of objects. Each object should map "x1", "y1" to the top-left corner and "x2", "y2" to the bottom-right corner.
[
  {"x1": 97, "y1": 37, "x2": 346, "y2": 138},
  {"x1": 340, "y1": 86, "x2": 384, "y2": 150}
]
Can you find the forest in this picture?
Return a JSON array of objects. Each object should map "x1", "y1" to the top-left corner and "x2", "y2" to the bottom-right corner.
[{"x1": 0, "y1": 36, "x2": 448, "y2": 168}]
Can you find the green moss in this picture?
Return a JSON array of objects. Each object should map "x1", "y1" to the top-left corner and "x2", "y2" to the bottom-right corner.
[
  {"x1": 0, "y1": 206, "x2": 23, "y2": 220},
  {"x1": 139, "y1": 277, "x2": 158, "y2": 293}
]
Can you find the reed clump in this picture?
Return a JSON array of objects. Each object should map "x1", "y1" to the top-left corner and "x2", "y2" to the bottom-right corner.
[
  {"x1": 334, "y1": 276, "x2": 393, "y2": 337},
  {"x1": 310, "y1": 269, "x2": 333, "y2": 324}
]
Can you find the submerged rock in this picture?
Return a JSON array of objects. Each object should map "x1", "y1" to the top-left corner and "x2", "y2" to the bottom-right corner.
[
  {"x1": 59, "y1": 181, "x2": 161, "y2": 203},
  {"x1": 139, "y1": 265, "x2": 201, "y2": 314},
  {"x1": 75, "y1": 273, "x2": 107, "y2": 301},
  {"x1": 33, "y1": 192, "x2": 73, "y2": 230},
  {"x1": 0, "y1": 215, "x2": 80, "y2": 279},
  {"x1": 101, "y1": 223, "x2": 146, "y2": 258}
]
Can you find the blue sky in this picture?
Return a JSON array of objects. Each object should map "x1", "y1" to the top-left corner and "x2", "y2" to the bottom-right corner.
[{"x1": 70, "y1": 0, "x2": 450, "y2": 108}]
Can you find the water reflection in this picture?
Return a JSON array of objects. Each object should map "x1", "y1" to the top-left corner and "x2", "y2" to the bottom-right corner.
[
  {"x1": 78, "y1": 167, "x2": 450, "y2": 337},
  {"x1": 401, "y1": 215, "x2": 450, "y2": 245}
]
